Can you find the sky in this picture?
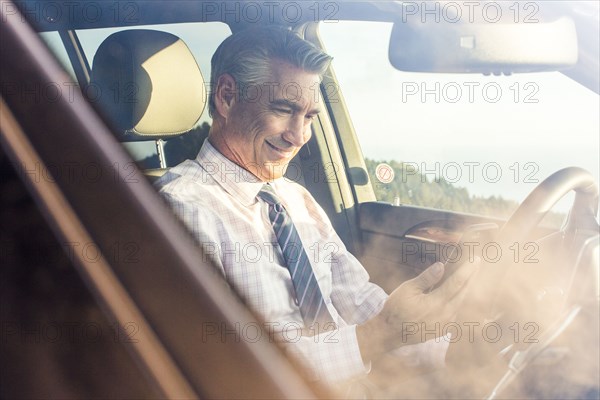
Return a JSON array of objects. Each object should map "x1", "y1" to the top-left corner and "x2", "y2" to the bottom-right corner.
[{"x1": 319, "y1": 20, "x2": 599, "y2": 210}]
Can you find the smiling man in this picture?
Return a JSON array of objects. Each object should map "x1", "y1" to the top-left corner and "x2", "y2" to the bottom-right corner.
[
  {"x1": 208, "y1": 56, "x2": 320, "y2": 181},
  {"x1": 156, "y1": 26, "x2": 476, "y2": 387}
]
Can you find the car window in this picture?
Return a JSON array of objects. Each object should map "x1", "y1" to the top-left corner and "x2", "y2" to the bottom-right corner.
[
  {"x1": 320, "y1": 20, "x2": 600, "y2": 228},
  {"x1": 40, "y1": 31, "x2": 78, "y2": 80}
]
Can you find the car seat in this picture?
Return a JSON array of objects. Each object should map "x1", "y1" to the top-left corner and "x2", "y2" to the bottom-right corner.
[{"x1": 91, "y1": 29, "x2": 207, "y2": 180}]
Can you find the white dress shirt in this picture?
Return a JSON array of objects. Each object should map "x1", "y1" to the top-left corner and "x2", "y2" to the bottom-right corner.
[{"x1": 155, "y1": 140, "x2": 445, "y2": 384}]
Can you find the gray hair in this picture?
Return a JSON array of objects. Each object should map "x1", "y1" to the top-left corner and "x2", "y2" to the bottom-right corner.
[{"x1": 208, "y1": 26, "x2": 333, "y2": 117}]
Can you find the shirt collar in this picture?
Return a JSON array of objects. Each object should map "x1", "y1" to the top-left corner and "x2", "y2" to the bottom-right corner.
[{"x1": 196, "y1": 139, "x2": 266, "y2": 206}]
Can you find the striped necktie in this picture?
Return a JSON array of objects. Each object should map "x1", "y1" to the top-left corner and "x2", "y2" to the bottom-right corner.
[{"x1": 258, "y1": 184, "x2": 334, "y2": 329}]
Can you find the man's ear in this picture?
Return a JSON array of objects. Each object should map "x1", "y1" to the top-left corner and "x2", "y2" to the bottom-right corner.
[{"x1": 214, "y1": 74, "x2": 237, "y2": 119}]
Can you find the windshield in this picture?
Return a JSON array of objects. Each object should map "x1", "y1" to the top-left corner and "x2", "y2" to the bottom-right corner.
[{"x1": 321, "y1": 20, "x2": 599, "y2": 227}]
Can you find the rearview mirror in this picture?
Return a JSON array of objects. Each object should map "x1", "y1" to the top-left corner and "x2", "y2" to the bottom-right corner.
[{"x1": 389, "y1": 17, "x2": 578, "y2": 74}]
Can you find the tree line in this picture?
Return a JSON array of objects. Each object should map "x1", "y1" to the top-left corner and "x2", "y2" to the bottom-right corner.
[{"x1": 365, "y1": 158, "x2": 564, "y2": 227}]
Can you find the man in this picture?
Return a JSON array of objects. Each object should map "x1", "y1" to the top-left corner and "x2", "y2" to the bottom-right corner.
[{"x1": 156, "y1": 26, "x2": 477, "y2": 385}]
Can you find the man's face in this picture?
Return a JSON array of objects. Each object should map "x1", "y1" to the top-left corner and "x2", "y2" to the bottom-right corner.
[{"x1": 218, "y1": 59, "x2": 321, "y2": 181}]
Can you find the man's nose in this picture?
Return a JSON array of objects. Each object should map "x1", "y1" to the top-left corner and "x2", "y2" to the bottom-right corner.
[{"x1": 283, "y1": 115, "x2": 308, "y2": 147}]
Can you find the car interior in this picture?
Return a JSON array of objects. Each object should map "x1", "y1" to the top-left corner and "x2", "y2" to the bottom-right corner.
[{"x1": 1, "y1": 1, "x2": 599, "y2": 399}]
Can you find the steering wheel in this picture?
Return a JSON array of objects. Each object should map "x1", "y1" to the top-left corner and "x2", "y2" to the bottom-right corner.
[
  {"x1": 497, "y1": 167, "x2": 598, "y2": 243},
  {"x1": 445, "y1": 167, "x2": 599, "y2": 397},
  {"x1": 488, "y1": 167, "x2": 598, "y2": 312}
]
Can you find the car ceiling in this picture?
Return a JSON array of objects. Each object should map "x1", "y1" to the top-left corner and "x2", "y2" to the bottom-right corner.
[
  {"x1": 14, "y1": 0, "x2": 599, "y2": 93},
  {"x1": 16, "y1": 0, "x2": 394, "y2": 31}
]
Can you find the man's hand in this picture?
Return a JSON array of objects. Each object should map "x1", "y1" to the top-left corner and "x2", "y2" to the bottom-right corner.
[{"x1": 356, "y1": 258, "x2": 479, "y2": 362}]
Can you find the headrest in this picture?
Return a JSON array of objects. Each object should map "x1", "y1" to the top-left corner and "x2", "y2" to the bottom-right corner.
[{"x1": 91, "y1": 30, "x2": 206, "y2": 141}]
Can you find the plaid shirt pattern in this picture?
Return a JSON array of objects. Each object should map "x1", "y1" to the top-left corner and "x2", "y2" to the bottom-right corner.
[
  {"x1": 156, "y1": 140, "x2": 446, "y2": 384},
  {"x1": 155, "y1": 140, "x2": 387, "y2": 383}
]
